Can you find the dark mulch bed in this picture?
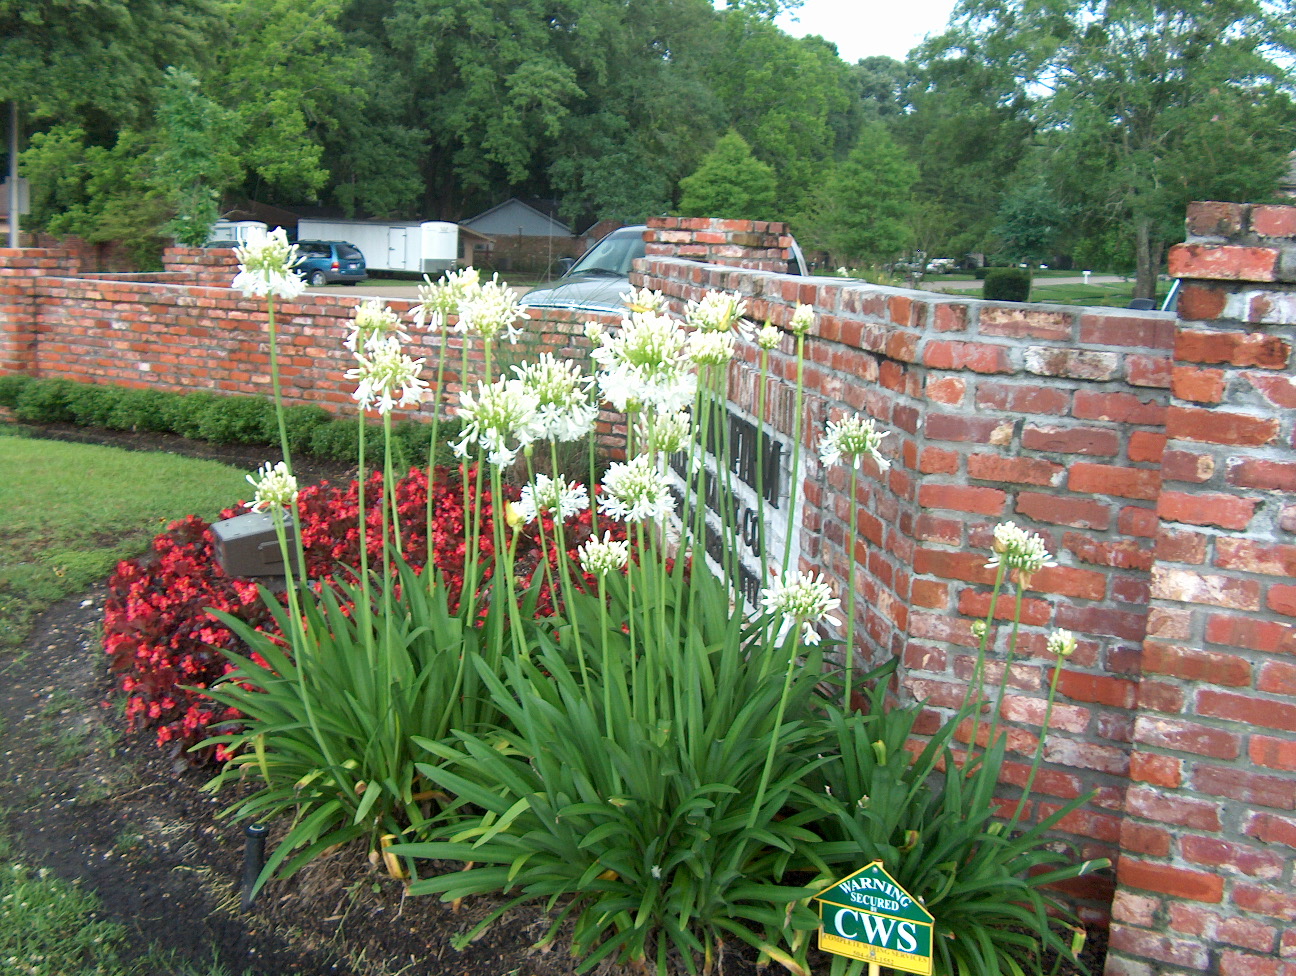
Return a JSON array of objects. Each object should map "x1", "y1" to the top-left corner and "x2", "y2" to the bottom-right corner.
[{"x1": 1, "y1": 422, "x2": 1108, "y2": 976}]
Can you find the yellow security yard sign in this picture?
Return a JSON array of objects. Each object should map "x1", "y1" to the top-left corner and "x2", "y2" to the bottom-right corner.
[{"x1": 814, "y1": 862, "x2": 935, "y2": 976}]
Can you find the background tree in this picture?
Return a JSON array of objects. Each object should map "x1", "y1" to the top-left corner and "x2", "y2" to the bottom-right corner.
[
  {"x1": 939, "y1": 0, "x2": 1296, "y2": 297},
  {"x1": 793, "y1": 123, "x2": 917, "y2": 265},
  {"x1": 677, "y1": 130, "x2": 779, "y2": 220}
]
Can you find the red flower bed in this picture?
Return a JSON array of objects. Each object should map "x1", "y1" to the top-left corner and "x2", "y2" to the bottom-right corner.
[{"x1": 104, "y1": 466, "x2": 617, "y2": 764}]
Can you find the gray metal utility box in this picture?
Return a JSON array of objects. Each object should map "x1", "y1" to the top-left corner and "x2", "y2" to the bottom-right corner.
[{"x1": 211, "y1": 510, "x2": 297, "y2": 578}]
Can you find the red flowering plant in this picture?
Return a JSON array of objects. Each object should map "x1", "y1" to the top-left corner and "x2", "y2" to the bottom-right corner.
[{"x1": 104, "y1": 464, "x2": 615, "y2": 765}]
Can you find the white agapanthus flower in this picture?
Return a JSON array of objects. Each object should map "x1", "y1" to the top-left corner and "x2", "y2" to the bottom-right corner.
[
  {"x1": 412, "y1": 266, "x2": 481, "y2": 330},
  {"x1": 346, "y1": 335, "x2": 429, "y2": 414},
  {"x1": 346, "y1": 298, "x2": 408, "y2": 352},
  {"x1": 819, "y1": 415, "x2": 890, "y2": 472},
  {"x1": 622, "y1": 287, "x2": 668, "y2": 314},
  {"x1": 686, "y1": 290, "x2": 748, "y2": 334},
  {"x1": 756, "y1": 322, "x2": 782, "y2": 351},
  {"x1": 788, "y1": 303, "x2": 815, "y2": 336},
  {"x1": 591, "y1": 311, "x2": 696, "y2": 413},
  {"x1": 642, "y1": 410, "x2": 693, "y2": 456},
  {"x1": 598, "y1": 454, "x2": 674, "y2": 523},
  {"x1": 453, "y1": 376, "x2": 540, "y2": 466},
  {"x1": 986, "y1": 522, "x2": 1057, "y2": 578},
  {"x1": 686, "y1": 329, "x2": 735, "y2": 366},
  {"x1": 513, "y1": 354, "x2": 598, "y2": 442},
  {"x1": 517, "y1": 474, "x2": 590, "y2": 523},
  {"x1": 232, "y1": 228, "x2": 305, "y2": 300},
  {"x1": 760, "y1": 570, "x2": 842, "y2": 646},
  {"x1": 1047, "y1": 629, "x2": 1077, "y2": 658},
  {"x1": 577, "y1": 531, "x2": 630, "y2": 577},
  {"x1": 245, "y1": 460, "x2": 299, "y2": 513},
  {"x1": 455, "y1": 273, "x2": 528, "y2": 342}
]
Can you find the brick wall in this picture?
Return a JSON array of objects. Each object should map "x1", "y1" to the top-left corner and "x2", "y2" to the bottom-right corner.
[
  {"x1": 1105, "y1": 202, "x2": 1296, "y2": 976},
  {"x1": 2, "y1": 209, "x2": 1294, "y2": 968}
]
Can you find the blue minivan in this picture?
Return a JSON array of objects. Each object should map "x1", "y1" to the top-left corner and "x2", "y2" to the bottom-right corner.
[{"x1": 293, "y1": 241, "x2": 367, "y2": 286}]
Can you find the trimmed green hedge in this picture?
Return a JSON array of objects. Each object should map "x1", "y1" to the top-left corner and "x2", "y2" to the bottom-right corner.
[
  {"x1": 0, "y1": 376, "x2": 459, "y2": 467},
  {"x1": 982, "y1": 267, "x2": 1032, "y2": 302}
]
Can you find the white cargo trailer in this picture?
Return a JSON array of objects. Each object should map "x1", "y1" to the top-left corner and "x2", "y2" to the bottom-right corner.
[{"x1": 294, "y1": 219, "x2": 459, "y2": 275}]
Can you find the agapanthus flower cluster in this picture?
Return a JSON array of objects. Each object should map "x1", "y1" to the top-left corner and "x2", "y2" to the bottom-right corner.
[
  {"x1": 622, "y1": 287, "x2": 668, "y2": 314},
  {"x1": 517, "y1": 474, "x2": 590, "y2": 523},
  {"x1": 232, "y1": 227, "x2": 305, "y2": 300},
  {"x1": 686, "y1": 330, "x2": 736, "y2": 366},
  {"x1": 578, "y1": 531, "x2": 630, "y2": 576},
  {"x1": 346, "y1": 335, "x2": 429, "y2": 414},
  {"x1": 413, "y1": 266, "x2": 481, "y2": 330},
  {"x1": 245, "y1": 460, "x2": 299, "y2": 512},
  {"x1": 1047, "y1": 629, "x2": 1077, "y2": 658},
  {"x1": 819, "y1": 414, "x2": 890, "y2": 472},
  {"x1": 641, "y1": 410, "x2": 693, "y2": 456},
  {"x1": 599, "y1": 454, "x2": 675, "y2": 523},
  {"x1": 788, "y1": 303, "x2": 815, "y2": 336},
  {"x1": 453, "y1": 376, "x2": 540, "y2": 466},
  {"x1": 686, "y1": 290, "x2": 749, "y2": 335},
  {"x1": 756, "y1": 322, "x2": 782, "y2": 351},
  {"x1": 455, "y1": 273, "x2": 528, "y2": 342},
  {"x1": 986, "y1": 521, "x2": 1057, "y2": 579},
  {"x1": 513, "y1": 354, "x2": 598, "y2": 442},
  {"x1": 347, "y1": 298, "x2": 407, "y2": 352},
  {"x1": 591, "y1": 311, "x2": 696, "y2": 413},
  {"x1": 760, "y1": 570, "x2": 841, "y2": 646}
]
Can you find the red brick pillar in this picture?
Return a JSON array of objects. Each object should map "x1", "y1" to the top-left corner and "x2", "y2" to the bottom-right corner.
[
  {"x1": 0, "y1": 247, "x2": 73, "y2": 375},
  {"x1": 643, "y1": 217, "x2": 798, "y2": 274},
  {"x1": 1107, "y1": 202, "x2": 1296, "y2": 975}
]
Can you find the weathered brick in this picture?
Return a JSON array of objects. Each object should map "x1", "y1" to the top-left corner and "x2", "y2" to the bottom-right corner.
[
  {"x1": 1181, "y1": 835, "x2": 1285, "y2": 879},
  {"x1": 1168, "y1": 243, "x2": 1280, "y2": 282},
  {"x1": 1015, "y1": 492, "x2": 1112, "y2": 529},
  {"x1": 1250, "y1": 735, "x2": 1296, "y2": 771},
  {"x1": 1129, "y1": 752, "x2": 1184, "y2": 788},
  {"x1": 917, "y1": 483, "x2": 1007, "y2": 516},
  {"x1": 1021, "y1": 424, "x2": 1120, "y2": 456},
  {"x1": 1186, "y1": 201, "x2": 1246, "y2": 237},
  {"x1": 1215, "y1": 538, "x2": 1296, "y2": 576},
  {"x1": 979, "y1": 306, "x2": 1072, "y2": 340},
  {"x1": 1143, "y1": 642, "x2": 1253, "y2": 687},
  {"x1": 1244, "y1": 372, "x2": 1296, "y2": 408},
  {"x1": 1024, "y1": 347, "x2": 1120, "y2": 380},
  {"x1": 1155, "y1": 527, "x2": 1208, "y2": 564},
  {"x1": 1132, "y1": 716, "x2": 1240, "y2": 760},
  {"x1": 1079, "y1": 312, "x2": 1175, "y2": 348},
  {"x1": 1242, "y1": 810, "x2": 1296, "y2": 848},
  {"x1": 924, "y1": 374, "x2": 966, "y2": 405},
  {"x1": 924, "y1": 412, "x2": 1015, "y2": 444},
  {"x1": 1176, "y1": 328, "x2": 1292, "y2": 368},
  {"x1": 1073, "y1": 390, "x2": 1167, "y2": 425},
  {"x1": 1258, "y1": 660, "x2": 1296, "y2": 696},
  {"x1": 1125, "y1": 353, "x2": 1173, "y2": 388},
  {"x1": 1069, "y1": 462, "x2": 1161, "y2": 501},
  {"x1": 1234, "y1": 883, "x2": 1296, "y2": 920},
  {"x1": 1118, "y1": 858, "x2": 1225, "y2": 903},
  {"x1": 1161, "y1": 449, "x2": 1216, "y2": 483},
  {"x1": 1206, "y1": 614, "x2": 1296, "y2": 655},
  {"x1": 974, "y1": 381, "x2": 1070, "y2": 414},
  {"x1": 1194, "y1": 764, "x2": 1296, "y2": 808},
  {"x1": 1178, "y1": 283, "x2": 1229, "y2": 321},
  {"x1": 1172, "y1": 365, "x2": 1227, "y2": 403},
  {"x1": 1151, "y1": 567, "x2": 1262, "y2": 610},
  {"x1": 1158, "y1": 490, "x2": 1257, "y2": 530},
  {"x1": 922, "y1": 339, "x2": 1013, "y2": 373},
  {"x1": 1270, "y1": 584, "x2": 1296, "y2": 617},
  {"x1": 1066, "y1": 533, "x2": 1155, "y2": 570},
  {"x1": 967, "y1": 453, "x2": 1065, "y2": 486},
  {"x1": 1128, "y1": 431, "x2": 1167, "y2": 463},
  {"x1": 1251, "y1": 203, "x2": 1296, "y2": 237},
  {"x1": 1227, "y1": 458, "x2": 1296, "y2": 492},
  {"x1": 1198, "y1": 689, "x2": 1296, "y2": 732},
  {"x1": 1166, "y1": 406, "x2": 1280, "y2": 446}
]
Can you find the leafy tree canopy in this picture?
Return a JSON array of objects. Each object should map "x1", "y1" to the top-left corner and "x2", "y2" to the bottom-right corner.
[{"x1": 677, "y1": 129, "x2": 779, "y2": 220}]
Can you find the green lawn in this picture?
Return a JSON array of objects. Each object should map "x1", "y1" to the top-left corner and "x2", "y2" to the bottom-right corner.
[
  {"x1": 1029, "y1": 280, "x2": 1171, "y2": 308},
  {"x1": 0, "y1": 429, "x2": 253, "y2": 652}
]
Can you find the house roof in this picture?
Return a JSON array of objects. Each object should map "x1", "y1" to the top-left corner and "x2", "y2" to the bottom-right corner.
[{"x1": 461, "y1": 197, "x2": 573, "y2": 236}]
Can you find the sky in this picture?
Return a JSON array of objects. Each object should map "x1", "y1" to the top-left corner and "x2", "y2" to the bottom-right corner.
[{"x1": 773, "y1": 0, "x2": 961, "y2": 63}]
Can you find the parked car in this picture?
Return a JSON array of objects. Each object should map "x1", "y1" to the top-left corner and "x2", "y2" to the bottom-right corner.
[
  {"x1": 521, "y1": 225, "x2": 808, "y2": 314},
  {"x1": 293, "y1": 241, "x2": 367, "y2": 286}
]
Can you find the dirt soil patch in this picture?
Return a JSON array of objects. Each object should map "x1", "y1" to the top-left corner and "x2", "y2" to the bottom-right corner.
[{"x1": 2, "y1": 423, "x2": 1108, "y2": 976}]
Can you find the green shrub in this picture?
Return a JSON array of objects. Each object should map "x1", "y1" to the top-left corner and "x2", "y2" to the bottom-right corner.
[
  {"x1": 983, "y1": 267, "x2": 1032, "y2": 301},
  {"x1": 196, "y1": 395, "x2": 275, "y2": 445},
  {"x1": 63, "y1": 382, "x2": 124, "y2": 428},
  {"x1": 13, "y1": 378, "x2": 80, "y2": 423},
  {"x1": 109, "y1": 388, "x2": 177, "y2": 433},
  {"x1": 308, "y1": 417, "x2": 389, "y2": 462},
  {"x1": 165, "y1": 391, "x2": 223, "y2": 440},
  {"x1": 973, "y1": 266, "x2": 990, "y2": 280},
  {"x1": 0, "y1": 373, "x2": 34, "y2": 408},
  {"x1": 270, "y1": 403, "x2": 334, "y2": 456}
]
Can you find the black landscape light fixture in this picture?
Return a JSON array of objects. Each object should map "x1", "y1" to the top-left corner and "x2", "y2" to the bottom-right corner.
[
  {"x1": 240, "y1": 822, "x2": 268, "y2": 911},
  {"x1": 211, "y1": 509, "x2": 297, "y2": 578}
]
